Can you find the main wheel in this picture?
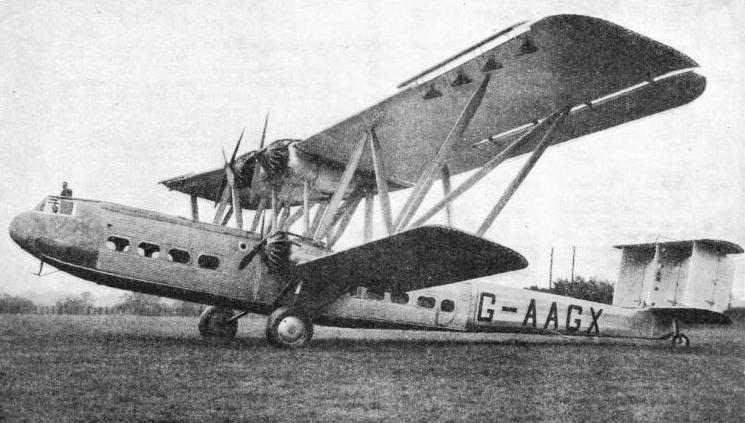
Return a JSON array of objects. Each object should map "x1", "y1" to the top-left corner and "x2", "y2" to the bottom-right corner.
[
  {"x1": 671, "y1": 333, "x2": 690, "y2": 348},
  {"x1": 265, "y1": 307, "x2": 313, "y2": 348},
  {"x1": 198, "y1": 306, "x2": 238, "y2": 339}
]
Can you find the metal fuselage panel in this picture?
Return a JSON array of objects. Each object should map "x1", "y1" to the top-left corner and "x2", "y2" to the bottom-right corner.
[
  {"x1": 317, "y1": 280, "x2": 669, "y2": 339},
  {"x1": 317, "y1": 283, "x2": 472, "y2": 331},
  {"x1": 9, "y1": 197, "x2": 328, "y2": 312},
  {"x1": 95, "y1": 204, "x2": 263, "y2": 307},
  {"x1": 11, "y1": 197, "x2": 669, "y2": 340}
]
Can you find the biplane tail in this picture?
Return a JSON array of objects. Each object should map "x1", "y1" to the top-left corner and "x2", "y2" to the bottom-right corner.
[{"x1": 613, "y1": 239, "x2": 742, "y2": 323}]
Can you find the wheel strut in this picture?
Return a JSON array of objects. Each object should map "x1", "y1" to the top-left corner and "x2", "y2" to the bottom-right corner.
[{"x1": 670, "y1": 318, "x2": 690, "y2": 349}]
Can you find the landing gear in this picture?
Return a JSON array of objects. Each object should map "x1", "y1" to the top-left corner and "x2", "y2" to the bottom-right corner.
[
  {"x1": 265, "y1": 307, "x2": 314, "y2": 348},
  {"x1": 671, "y1": 333, "x2": 690, "y2": 348},
  {"x1": 669, "y1": 318, "x2": 690, "y2": 349},
  {"x1": 198, "y1": 306, "x2": 238, "y2": 339}
]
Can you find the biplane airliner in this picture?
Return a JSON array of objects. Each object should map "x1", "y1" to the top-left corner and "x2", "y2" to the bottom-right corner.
[{"x1": 9, "y1": 15, "x2": 740, "y2": 348}]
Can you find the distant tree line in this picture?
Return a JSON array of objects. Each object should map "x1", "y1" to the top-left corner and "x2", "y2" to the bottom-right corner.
[
  {"x1": 724, "y1": 307, "x2": 745, "y2": 323},
  {"x1": 0, "y1": 291, "x2": 204, "y2": 316},
  {"x1": 0, "y1": 293, "x2": 36, "y2": 313},
  {"x1": 527, "y1": 276, "x2": 614, "y2": 305},
  {"x1": 114, "y1": 292, "x2": 204, "y2": 316}
]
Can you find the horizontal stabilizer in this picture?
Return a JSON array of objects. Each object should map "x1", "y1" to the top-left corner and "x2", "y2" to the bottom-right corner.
[
  {"x1": 650, "y1": 308, "x2": 732, "y2": 325},
  {"x1": 293, "y1": 226, "x2": 527, "y2": 315}
]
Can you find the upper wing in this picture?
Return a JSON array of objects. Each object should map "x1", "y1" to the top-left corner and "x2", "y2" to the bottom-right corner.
[
  {"x1": 160, "y1": 168, "x2": 224, "y2": 203},
  {"x1": 291, "y1": 225, "x2": 527, "y2": 315},
  {"x1": 296, "y1": 14, "x2": 704, "y2": 185}
]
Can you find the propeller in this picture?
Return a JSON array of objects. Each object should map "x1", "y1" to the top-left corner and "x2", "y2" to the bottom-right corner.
[
  {"x1": 213, "y1": 112, "x2": 294, "y2": 240},
  {"x1": 213, "y1": 114, "x2": 271, "y2": 208},
  {"x1": 214, "y1": 128, "x2": 245, "y2": 207}
]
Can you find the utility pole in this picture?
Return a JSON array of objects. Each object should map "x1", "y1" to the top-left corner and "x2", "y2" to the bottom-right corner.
[
  {"x1": 548, "y1": 246, "x2": 554, "y2": 289},
  {"x1": 571, "y1": 246, "x2": 576, "y2": 282}
]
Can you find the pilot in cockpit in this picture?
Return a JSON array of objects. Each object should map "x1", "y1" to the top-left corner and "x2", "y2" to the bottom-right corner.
[{"x1": 60, "y1": 182, "x2": 73, "y2": 198}]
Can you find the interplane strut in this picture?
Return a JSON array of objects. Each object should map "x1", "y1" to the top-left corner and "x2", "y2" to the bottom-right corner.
[
  {"x1": 394, "y1": 74, "x2": 492, "y2": 232},
  {"x1": 313, "y1": 133, "x2": 368, "y2": 241},
  {"x1": 408, "y1": 108, "x2": 568, "y2": 229},
  {"x1": 475, "y1": 108, "x2": 569, "y2": 236}
]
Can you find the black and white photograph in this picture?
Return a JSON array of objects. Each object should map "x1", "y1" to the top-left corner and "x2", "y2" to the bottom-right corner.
[{"x1": 1, "y1": 0, "x2": 743, "y2": 421}]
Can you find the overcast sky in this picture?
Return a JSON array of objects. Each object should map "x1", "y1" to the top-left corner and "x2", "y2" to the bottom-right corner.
[{"x1": 1, "y1": 0, "x2": 744, "y2": 306}]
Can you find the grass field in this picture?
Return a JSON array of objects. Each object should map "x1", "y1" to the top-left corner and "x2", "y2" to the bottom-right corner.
[{"x1": 1, "y1": 314, "x2": 743, "y2": 422}]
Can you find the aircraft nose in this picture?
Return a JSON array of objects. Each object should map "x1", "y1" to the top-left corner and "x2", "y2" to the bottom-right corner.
[{"x1": 9, "y1": 211, "x2": 39, "y2": 254}]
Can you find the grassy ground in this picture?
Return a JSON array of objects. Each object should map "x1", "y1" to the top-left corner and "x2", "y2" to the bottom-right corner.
[{"x1": 0, "y1": 314, "x2": 743, "y2": 422}]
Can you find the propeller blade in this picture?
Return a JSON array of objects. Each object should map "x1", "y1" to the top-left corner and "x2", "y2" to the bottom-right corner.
[
  {"x1": 214, "y1": 149, "x2": 230, "y2": 207},
  {"x1": 250, "y1": 113, "x2": 270, "y2": 192},
  {"x1": 230, "y1": 127, "x2": 245, "y2": 164},
  {"x1": 259, "y1": 112, "x2": 269, "y2": 150},
  {"x1": 259, "y1": 210, "x2": 266, "y2": 238},
  {"x1": 238, "y1": 237, "x2": 268, "y2": 270},
  {"x1": 214, "y1": 175, "x2": 227, "y2": 206}
]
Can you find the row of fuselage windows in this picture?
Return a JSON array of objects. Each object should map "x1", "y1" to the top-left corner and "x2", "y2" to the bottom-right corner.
[
  {"x1": 105, "y1": 236, "x2": 220, "y2": 270},
  {"x1": 348, "y1": 287, "x2": 455, "y2": 312},
  {"x1": 104, "y1": 235, "x2": 455, "y2": 310}
]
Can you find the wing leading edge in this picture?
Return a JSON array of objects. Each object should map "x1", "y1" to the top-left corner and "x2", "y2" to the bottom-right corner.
[{"x1": 291, "y1": 225, "x2": 527, "y2": 315}]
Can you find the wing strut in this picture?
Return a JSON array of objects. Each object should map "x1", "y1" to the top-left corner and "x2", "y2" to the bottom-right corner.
[
  {"x1": 309, "y1": 201, "x2": 328, "y2": 237},
  {"x1": 270, "y1": 189, "x2": 279, "y2": 231},
  {"x1": 302, "y1": 180, "x2": 311, "y2": 236},
  {"x1": 369, "y1": 128, "x2": 394, "y2": 235},
  {"x1": 328, "y1": 193, "x2": 363, "y2": 247},
  {"x1": 475, "y1": 108, "x2": 569, "y2": 236},
  {"x1": 212, "y1": 181, "x2": 231, "y2": 225},
  {"x1": 277, "y1": 204, "x2": 291, "y2": 231},
  {"x1": 441, "y1": 165, "x2": 452, "y2": 226},
  {"x1": 321, "y1": 194, "x2": 361, "y2": 243},
  {"x1": 284, "y1": 206, "x2": 304, "y2": 230},
  {"x1": 220, "y1": 206, "x2": 234, "y2": 226},
  {"x1": 250, "y1": 197, "x2": 266, "y2": 232},
  {"x1": 394, "y1": 74, "x2": 492, "y2": 232},
  {"x1": 190, "y1": 194, "x2": 199, "y2": 221},
  {"x1": 313, "y1": 132, "x2": 368, "y2": 241},
  {"x1": 363, "y1": 192, "x2": 374, "y2": 242},
  {"x1": 231, "y1": 184, "x2": 243, "y2": 229},
  {"x1": 408, "y1": 108, "x2": 568, "y2": 229}
]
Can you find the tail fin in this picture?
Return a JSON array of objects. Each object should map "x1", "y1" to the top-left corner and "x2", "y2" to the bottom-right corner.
[{"x1": 613, "y1": 239, "x2": 742, "y2": 314}]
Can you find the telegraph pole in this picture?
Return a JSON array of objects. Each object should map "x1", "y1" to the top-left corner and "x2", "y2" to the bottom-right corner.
[{"x1": 548, "y1": 247, "x2": 554, "y2": 289}]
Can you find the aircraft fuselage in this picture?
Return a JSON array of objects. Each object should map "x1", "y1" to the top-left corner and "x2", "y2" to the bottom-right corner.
[{"x1": 10, "y1": 195, "x2": 674, "y2": 342}]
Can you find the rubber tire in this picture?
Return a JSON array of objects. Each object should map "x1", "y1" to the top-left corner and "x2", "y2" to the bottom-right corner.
[
  {"x1": 671, "y1": 333, "x2": 690, "y2": 348},
  {"x1": 198, "y1": 306, "x2": 238, "y2": 339},
  {"x1": 265, "y1": 307, "x2": 313, "y2": 348}
]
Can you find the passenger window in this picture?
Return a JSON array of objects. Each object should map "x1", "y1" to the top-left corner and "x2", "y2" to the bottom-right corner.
[
  {"x1": 168, "y1": 248, "x2": 190, "y2": 265},
  {"x1": 365, "y1": 289, "x2": 385, "y2": 301},
  {"x1": 417, "y1": 296, "x2": 436, "y2": 309},
  {"x1": 440, "y1": 299, "x2": 455, "y2": 312},
  {"x1": 391, "y1": 292, "x2": 409, "y2": 305},
  {"x1": 347, "y1": 286, "x2": 361, "y2": 297},
  {"x1": 137, "y1": 242, "x2": 160, "y2": 258},
  {"x1": 105, "y1": 236, "x2": 130, "y2": 253},
  {"x1": 198, "y1": 254, "x2": 220, "y2": 270}
]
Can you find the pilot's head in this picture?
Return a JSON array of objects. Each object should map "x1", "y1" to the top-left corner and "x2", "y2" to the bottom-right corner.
[{"x1": 62, "y1": 181, "x2": 68, "y2": 188}]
